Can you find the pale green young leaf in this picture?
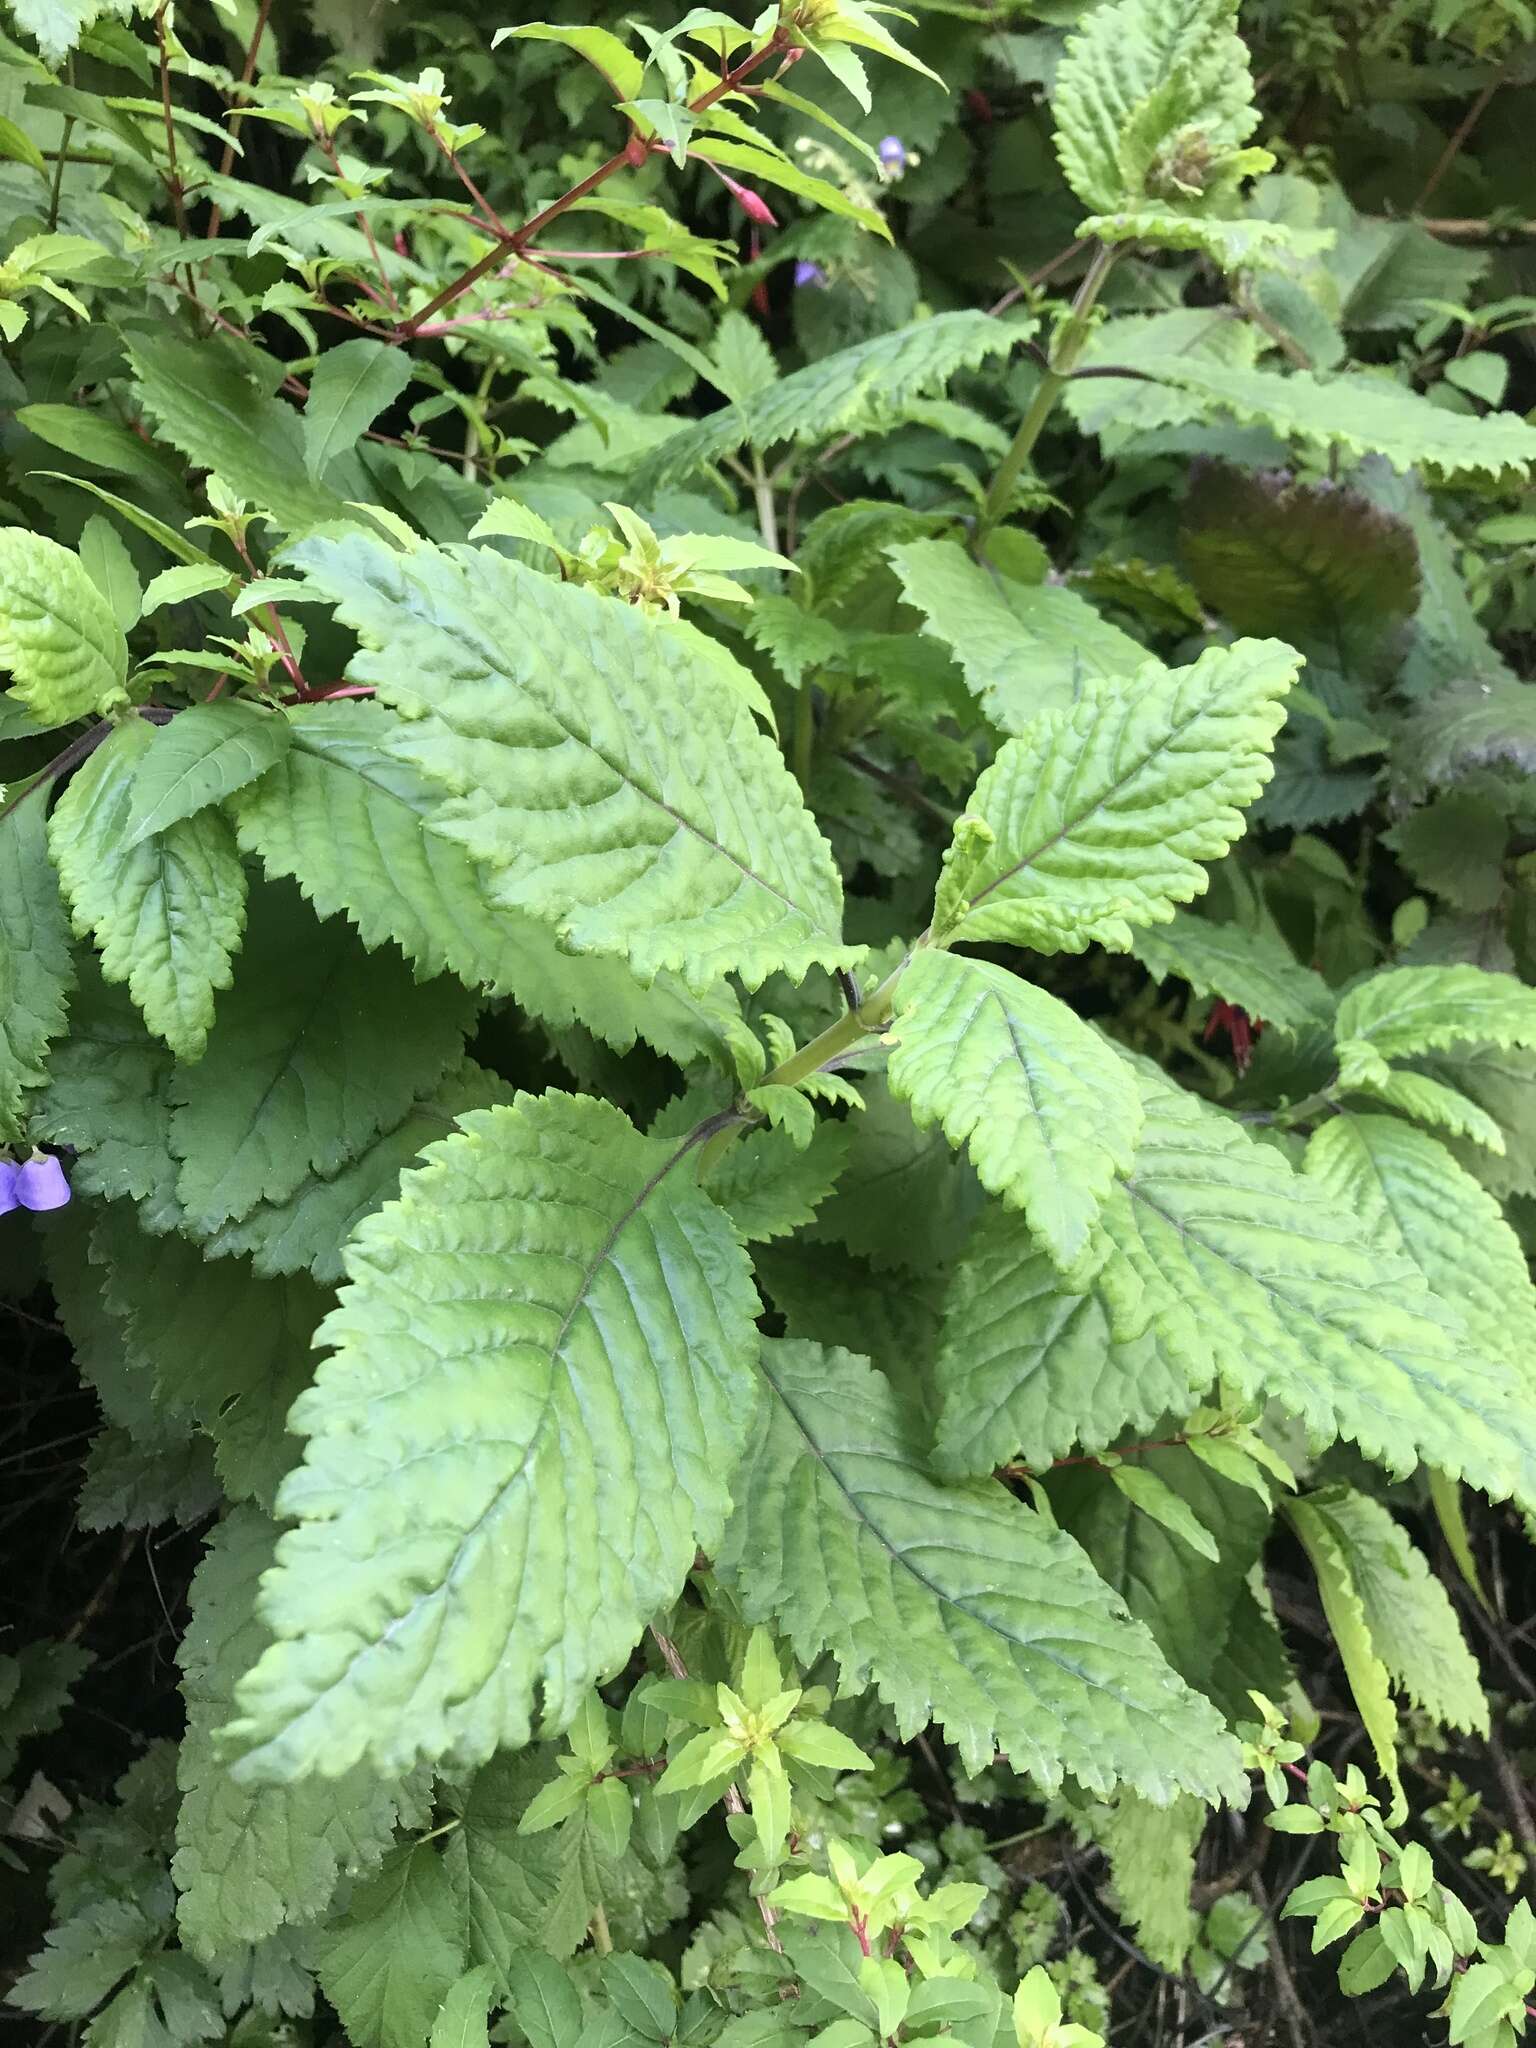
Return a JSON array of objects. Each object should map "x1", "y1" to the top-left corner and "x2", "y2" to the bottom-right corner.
[
  {"x1": 1096, "y1": 1068, "x2": 1536, "y2": 1505},
  {"x1": 886, "y1": 537, "x2": 1147, "y2": 733},
  {"x1": 1286, "y1": 1498, "x2": 1404, "y2": 1820},
  {"x1": 175, "y1": 1507, "x2": 425, "y2": 1961},
  {"x1": 229, "y1": 700, "x2": 751, "y2": 1069},
  {"x1": 717, "y1": 1341, "x2": 1244, "y2": 1803},
  {"x1": 1099, "y1": 1792, "x2": 1205, "y2": 1971},
  {"x1": 284, "y1": 532, "x2": 854, "y2": 992},
  {"x1": 1334, "y1": 965, "x2": 1536, "y2": 1062},
  {"x1": 140, "y1": 563, "x2": 236, "y2": 614},
  {"x1": 48, "y1": 718, "x2": 247, "y2": 1062},
  {"x1": 78, "y1": 513, "x2": 142, "y2": 634},
  {"x1": 0, "y1": 529, "x2": 128, "y2": 723},
  {"x1": 636, "y1": 313, "x2": 1021, "y2": 492},
  {"x1": 0, "y1": 796, "x2": 74, "y2": 1147},
  {"x1": 1335, "y1": 1065, "x2": 1505, "y2": 1153},
  {"x1": 495, "y1": 24, "x2": 645, "y2": 102},
  {"x1": 227, "y1": 1092, "x2": 760, "y2": 1781},
  {"x1": 121, "y1": 701, "x2": 292, "y2": 846},
  {"x1": 934, "y1": 1212, "x2": 1208, "y2": 1475},
  {"x1": 167, "y1": 882, "x2": 475, "y2": 1231},
  {"x1": 1108, "y1": 1465, "x2": 1219, "y2": 1562},
  {"x1": 947, "y1": 640, "x2": 1299, "y2": 954},
  {"x1": 1130, "y1": 908, "x2": 1333, "y2": 1035},
  {"x1": 886, "y1": 950, "x2": 1141, "y2": 1275},
  {"x1": 1052, "y1": 0, "x2": 1262, "y2": 215},
  {"x1": 303, "y1": 339, "x2": 414, "y2": 483},
  {"x1": 1078, "y1": 209, "x2": 1305, "y2": 270},
  {"x1": 1292, "y1": 1486, "x2": 1486, "y2": 1735},
  {"x1": 314, "y1": 1843, "x2": 468, "y2": 2048},
  {"x1": 1304, "y1": 1114, "x2": 1536, "y2": 1388}
]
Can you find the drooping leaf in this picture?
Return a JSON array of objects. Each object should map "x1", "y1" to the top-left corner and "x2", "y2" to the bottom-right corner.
[
  {"x1": 303, "y1": 339, "x2": 413, "y2": 482},
  {"x1": 284, "y1": 531, "x2": 854, "y2": 992},
  {"x1": 717, "y1": 1340, "x2": 1244, "y2": 1803},
  {"x1": 175, "y1": 1507, "x2": 426, "y2": 1961},
  {"x1": 227, "y1": 1092, "x2": 760, "y2": 1781},
  {"x1": 230, "y1": 699, "x2": 751, "y2": 1069},
  {"x1": 313, "y1": 1843, "x2": 468, "y2": 2048},
  {"x1": 886, "y1": 949, "x2": 1142, "y2": 1275},
  {"x1": 48, "y1": 717, "x2": 248, "y2": 1062},
  {"x1": 634, "y1": 314, "x2": 1021, "y2": 492},
  {"x1": 121, "y1": 700, "x2": 293, "y2": 847},
  {"x1": 0, "y1": 793, "x2": 74, "y2": 1146},
  {"x1": 1285, "y1": 1496, "x2": 1404, "y2": 1819},
  {"x1": 0, "y1": 529, "x2": 129, "y2": 723},
  {"x1": 1334, "y1": 964, "x2": 1536, "y2": 1062},
  {"x1": 934, "y1": 1214, "x2": 1209, "y2": 1476},
  {"x1": 167, "y1": 882, "x2": 475, "y2": 1231},
  {"x1": 946, "y1": 639, "x2": 1299, "y2": 953},
  {"x1": 1179, "y1": 462, "x2": 1419, "y2": 678},
  {"x1": 1128, "y1": 910, "x2": 1333, "y2": 1036},
  {"x1": 1099, "y1": 1793, "x2": 1205, "y2": 1972},
  {"x1": 886, "y1": 537, "x2": 1148, "y2": 732}
]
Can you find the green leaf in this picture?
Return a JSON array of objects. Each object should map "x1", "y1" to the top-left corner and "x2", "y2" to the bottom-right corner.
[
  {"x1": 935, "y1": 1212, "x2": 1206, "y2": 1475},
  {"x1": 886, "y1": 537, "x2": 1148, "y2": 733},
  {"x1": 78, "y1": 513, "x2": 142, "y2": 634},
  {"x1": 127, "y1": 334, "x2": 352, "y2": 534},
  {"x1": 1099, "y1": 1792, "x2": 1204, "y2": 1971},
  {"x1": 303, "y1": 339, "x2": 414, "y2": 483},
  {"x1": 167, "y1": 882, "x2": 475, "y2": 1231},
  {"x1": 1334, "y1": 964, "x2": 1536, "y2": 1061},
  {"x1": 1128, "y1": 911, "x2": 1333, "y2": 1036},
  {"x1": 444, "y1": 1757, "x2": 584, "y2": 1975},
  {"x1": 0, "y1": 794, "x2": 74, "y2": 1147},
  {"x1": 314, "y1": 1842, "x2": 468, "y2": 2048},
  {"x1": 1335, "y1": 1065, "x2": 1505, "y2": 1153},
  {"x1": 227, "y1": 1092, "x2": 760, "y2": 1780},
  {"x1": 1286, "y1": 1496, "x2": 1405, "y2": 1820},
  {"x1": 496, "y1": 23, "x2": 644, "y2": 102},
  {"x1": 1052, "y1": 0, "x2": 1263, "y2": 214},
  {"x1": 122, "y1": 701, "x2": 292, "y2": 847},
  {"x1": 431, "y1": 1967, "x2": 498, "y2": 2048},
  {"x1": 31, "y1": 957, "x2": 179, "y2": 1214},
  {"x1": 1179, "y1": 462, "x2": 1419, "y2": 679},
  {"x1": 35, "y1": 472, "x2": 221, "y2": 570},
  {"x1": 946, "y1": 639, "x2": 1299, "y2": 954},
  {"x1": 1108, "y1": 1464, "x2": 1220, "y2": 1561},
  {"x1": 1146, "y1": 358, "x2": 1536, "y2": 483},
  {"x1": 1289, "y1": 1485, "x2": 1486, "y2": 1736},
  {"x1": 886, "y1": 949, "x2": 1142, "y2": 1275},
  {"x1": 93, "y1": 1200, "x2": 327, "y2": 1507},
  {"x1": 175, "y1": 1506, "x2": 425, "y2": 1961},
  {"x1": 48, "y1": 718, "x2": 247, "y2": 1061},
  {"x1": 1398, "y1": 679, "x2": 1536, "y2": 786},
  {"x1": 230, "y1": 700, "x2": 750, "y2": 1069},
  {"x1": 717, "y1": 1340, "x2": 1244, "y2": 1803},
  {"x1": 17, "y1": 401, "x2": 176, "y2": 480},
  {"x1": 635, "y1": 313, "x2": 1021, "y2": 492},
  {"x1": 1304, "y1": 1113, "x2": 1536, "y2": 1396},
  {"x1": 0, "y1": 529, "x2": 128, "y2": 723},
  {"x1": 1096, "y1": 1067, "x2": 1536, "y2": 1504}
]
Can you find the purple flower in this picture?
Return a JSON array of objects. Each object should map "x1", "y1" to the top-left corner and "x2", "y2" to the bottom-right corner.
[
  {"x1": 14, "y1": 1151, "x2": 70, "y2": 1212},
  {"x1": 878, "y1": 135, "x2": 906, "y2": 171},
  {"x1": 793, "y1": 259, "x2": 827, "y2": 289},
  {"x1": 0, "y1": 1161, "x2": 17, "y2": 1217}
]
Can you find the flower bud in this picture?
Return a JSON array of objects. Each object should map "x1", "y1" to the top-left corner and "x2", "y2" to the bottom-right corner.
[
  {"x1": 14, "y1": 1151, "x2": 70, "y2": 1212},
  {"x1": 878, "y1": 135, "x2": 906, "y2": 171}
]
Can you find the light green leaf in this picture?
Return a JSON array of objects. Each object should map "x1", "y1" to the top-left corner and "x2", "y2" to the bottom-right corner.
[
  {"x1": 284, "y1": 531, "x2": 853, "y2": 992},
  {"x1": 635, "y1": 313, "x2": 1021, "y2": 492},
  {"x1": 167, "y1": 882, "x2": 475, "y2": 1231},
  {"x1": 140, "y1": 563, "x2": 235, "y2": 614},
  {"x1": 431, "y1": 1967, "x2": 498, "y2": 2048},
  {"x1": 1096, "y1": 1067, "x2": 1536, "y2": 1505},
  {"x1": 886, "y1": 537, "x2": 1147, "y2": 733},
  {"x1": 0, "y1": 529, "x2": 128, "y2": 723},
  {"x1": 1286, "y1": 1496, "x2": 1404, "y2": 1820},
  {"x1": 0, "y1": 795, "x2": 74, "y2": 1147},
  {"x1": 227, "y1": 1092, "x2": 760, "y2": 1780},
  {"x1": 1099, "y1": 1792, "x2": 1204, "y2": 1971},
  {"x1": 175, "y1": 1506, "x2": 425, "y2": 1961},
  {"x1": 1108, "y1": 1464, "x2": 1220, "y2": 1562},
  {"x1": 495, "y1": 23, "x2": 644, "y2": 101},
  {"x1": 122, "y1": 701, "x2": 292, "y2": 847},
  {"x1": 691, "y1": 138, "x2": 890, "y2": 240},
  {"x1": 314, "y1": 1843, "x2": 468, "y2": 2048},
  {"x1": 1335, "y1": 1065, "x2": 1505, "y2": 1153},
  {"x1": 1334, "y1": 964, "x2": 1536, "y2": 1062},
  {"x1": 36, "y1": 472, "x2": 221, "y2": 569},
  {"x1": 886, "y1": 950, "x2": 1141, "y2": 1274},
  {"x1": 48, "y1": 718, "x2": 247, "y2": 1061},
  {"x1": 935, "y1": 1212, "x2": 1206, "y2": 1475},
  {"x1": 717, "y1": 1340, "x2": 1244, "y2": 1803},
  {"x1": 1128, "y1": 911, "x2": 1333, "y2": 1036},
  {"x1": 78, "y1": 513, "x2": 142, "y2": 634},
  {"x1": 304, "y1": 339, "x2": 414, "y2": 482},
  {"x1": 1147, "y1": 357, "x2": 1536, "y2": 482},
  {"x1": 444, "y1": 1756, "x2": 583, "y2": 1974},
  {"x1": 947, "y1": 639, "x2": 1299, "y2": 953},
  {"x1": 17, "y1": 402, "x2": 175, "y2": 481}
]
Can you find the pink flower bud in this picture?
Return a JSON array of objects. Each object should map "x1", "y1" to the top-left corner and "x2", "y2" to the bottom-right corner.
[
  {"x1": 14, "y1": 1151, "x2": 70, "y2": 1211},
  {"x1": 712, "y1": 166, "x2": 778, "y2": 227}
]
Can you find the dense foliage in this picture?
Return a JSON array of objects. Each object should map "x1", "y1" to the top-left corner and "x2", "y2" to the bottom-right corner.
[{"x1": 2, "y1": 1, "x2": 1536, "y2": 2044}]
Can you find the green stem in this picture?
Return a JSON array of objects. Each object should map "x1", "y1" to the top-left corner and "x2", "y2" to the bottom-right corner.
[
  {"x1": 750, "y1": 450, "x2": 780, "y2": 555},
  {"x1": 975, "y1": 242, "x2": 1119, "y2": 547}
]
